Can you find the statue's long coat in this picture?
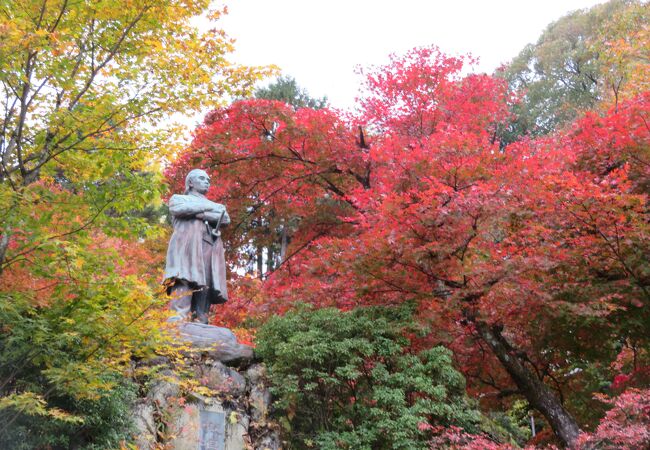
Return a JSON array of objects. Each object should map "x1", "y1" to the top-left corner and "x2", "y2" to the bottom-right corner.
[{"x1": 164, "y1": 193, "x2": 230, "y2": 303}]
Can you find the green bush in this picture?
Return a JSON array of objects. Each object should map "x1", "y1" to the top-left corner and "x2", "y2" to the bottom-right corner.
[
  {"x1": 255, "y1": 305, "x2": 483, "y2": 450},
  {"x1": 0, "y1": 375, "x2": 137, "y2": 450},
  {"x1": 0, "y1": 292, "x2": 145, "y2": 449}
]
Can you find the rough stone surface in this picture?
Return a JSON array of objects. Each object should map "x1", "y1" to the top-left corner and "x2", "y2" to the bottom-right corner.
[
  {"x1": 169, "y1": 403, "x2": 202, "y2": 450},
  {"x1": 249, "y1": 385, "x2": 271, "y2": 422},
  {"x1": 198, "y1": 360, "x2": 247, "y2": 396},
  {"x1": 226, "y1": 412, "x2": 249, "y2": 450},
  {"x1": 175, "y1": 322, "x2": 254, "y2": 362},
  {"x1": 246, "y1": 363, "x2": 267, "y2": 384},
  {"x1": 168, "y1": 400, "x2": 249, "y2": 450},
  {"x1": 131, "y1": 347, "x2": 278, "y2": 450},
  {"x1": 247, "y1": 364, "x2": 271, "y2": 423},
  {"x1": 255, "y1": 431, "x2": 282, "y2": 450},
  {"x1": 131, "y1": 401, "x2": 156, "y2": 449},
  {"x1": 147, "y1": 372, "x2": 181, "y2": 409}
]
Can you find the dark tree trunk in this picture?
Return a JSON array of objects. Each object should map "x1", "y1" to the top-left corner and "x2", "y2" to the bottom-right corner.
[{"x1": 474, "y1": 320, "x2": 580, "y2": 448}]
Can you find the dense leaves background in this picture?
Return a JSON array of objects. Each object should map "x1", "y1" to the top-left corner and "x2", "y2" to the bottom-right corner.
[
  {"x1": 169, "y1": 4, "x2": 649, "y2": 445},
  {"x1": 0, "y1": 0, "x2": 647, "y2": 448}
]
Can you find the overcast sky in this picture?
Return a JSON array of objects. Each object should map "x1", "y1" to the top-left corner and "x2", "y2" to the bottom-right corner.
[{"x1": 216, "y1": 0, "x2": 606, "y2": 111}]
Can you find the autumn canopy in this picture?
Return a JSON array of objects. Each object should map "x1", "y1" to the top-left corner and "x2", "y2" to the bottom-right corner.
[{"x1": 1, "y1": 0, "x2": 648, "y2": 448}]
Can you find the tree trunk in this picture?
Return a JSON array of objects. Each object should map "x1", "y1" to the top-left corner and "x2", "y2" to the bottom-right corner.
[
  {"x1": 0, "y1": 231, "x2": 9, "y2": 275},
  {"x1": 256, "y1": 246, "x2": 264, "y2": 279},
  {"x1": 280, "y1": 225, "x2": 288, "y2": 262},
  {"x1": 474, "y1": 320, "x2": 580, "y2": 448}
]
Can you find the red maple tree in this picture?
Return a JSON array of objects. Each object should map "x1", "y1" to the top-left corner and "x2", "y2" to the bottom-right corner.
[{"x1": 167, "y1": 47, "x2": 649, "y2": 447}]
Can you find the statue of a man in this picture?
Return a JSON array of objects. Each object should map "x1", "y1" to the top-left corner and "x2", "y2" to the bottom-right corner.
[{"x1": 164, "y1": 169, "x2": 230, "y2": 323}]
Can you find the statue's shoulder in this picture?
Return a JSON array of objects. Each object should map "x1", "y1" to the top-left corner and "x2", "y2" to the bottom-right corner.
[{"x1": 168, "y1": 194, "x2": 225, "y2": 210}]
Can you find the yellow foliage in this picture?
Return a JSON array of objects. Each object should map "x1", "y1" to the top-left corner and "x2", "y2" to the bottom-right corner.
[
  {"x1": 589, "y1": 1, "x2": 650, "y2": 108},
  {"x1": 0, "y1": 392, "x2": 84, "y2": 424},
  {"x1": 0, "y1": 0, "x2": 275, "y2": 444}
]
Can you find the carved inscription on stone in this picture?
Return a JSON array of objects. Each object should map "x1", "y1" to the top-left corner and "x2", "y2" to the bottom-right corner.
[{"x1": 199, "y1": 410, "x2": 225, "y2": 450}]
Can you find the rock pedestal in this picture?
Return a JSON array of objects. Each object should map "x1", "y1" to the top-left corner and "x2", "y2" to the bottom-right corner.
[
  {"x1": 176, "y1": 323, "x2": 254, "y2": 362},
  {"x1": 131, "y1": 324, "x2": 280, "y2": 450}
]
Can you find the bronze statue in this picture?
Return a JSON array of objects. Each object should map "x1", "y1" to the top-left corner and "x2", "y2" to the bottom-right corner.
[{"x1": 164, "y1": 169, "x2": 230, "y2": 323}]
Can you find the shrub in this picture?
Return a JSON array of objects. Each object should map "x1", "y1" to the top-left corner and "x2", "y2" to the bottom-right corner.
[
  {"x1": 0, "y1": 376, "x2": 137, "y2": 450},
  {"x1": 255, "y1": 305, "x2": 483, "y2": 450},
  {"x1": 0, "y1": 292, "x2": 146, "y2": 449}
]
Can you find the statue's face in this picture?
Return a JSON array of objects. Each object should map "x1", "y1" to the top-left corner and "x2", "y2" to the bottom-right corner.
[{"x1": 189, "y1": 170, "x2": 210, "y2": 194}]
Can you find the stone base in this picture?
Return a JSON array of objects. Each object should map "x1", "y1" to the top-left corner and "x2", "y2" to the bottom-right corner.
[
  {"x1": 174, "y1": 322, "x2": 254, "y2": 363},
  {"x1": 168, "y1": 398, "x2": 247, "y2": 450},
  {"x1": 131, "y1": 336, "x2": 280, "y2": 450}
]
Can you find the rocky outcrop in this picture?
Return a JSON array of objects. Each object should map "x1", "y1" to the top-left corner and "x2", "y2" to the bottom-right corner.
[{"x1": 130, "y1": 325, "x2": 280, "y2": 450}]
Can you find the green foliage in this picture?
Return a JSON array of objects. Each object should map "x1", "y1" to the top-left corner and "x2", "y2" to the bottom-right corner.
[
  {"x1": 0, "y1": 262, "x2": 163, "y2": 447},
  {"x1": 498, "y1": 0, "x2": 634, "y2": 143},
  {"x1": 588, "y1": 0, "x2": 649, "y2": 106},
  {"x1": 482, "y1": 400, "x2": 533, "y2": 447},
  {"x1": 0, "y1": 370, "x2": 137, "y2": 450},
  {"x1": 255, "y1": 75, "x2": 327, "y2": 109},
  {"x1": 256, "y1": 305, "x2": 483, "y2": 449},
  {"x1": 0, "y1": 183, "x2": 167, "y2": 446}
]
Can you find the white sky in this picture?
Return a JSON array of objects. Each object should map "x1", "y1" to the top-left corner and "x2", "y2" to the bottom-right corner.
[{"x1": 216, "y1": 0, "x2": 607, "y2": 111}]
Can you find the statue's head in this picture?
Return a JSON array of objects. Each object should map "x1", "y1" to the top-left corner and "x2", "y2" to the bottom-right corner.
[{"x1": 185, "y1": 169, "x2": 210, "y2": 195}]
